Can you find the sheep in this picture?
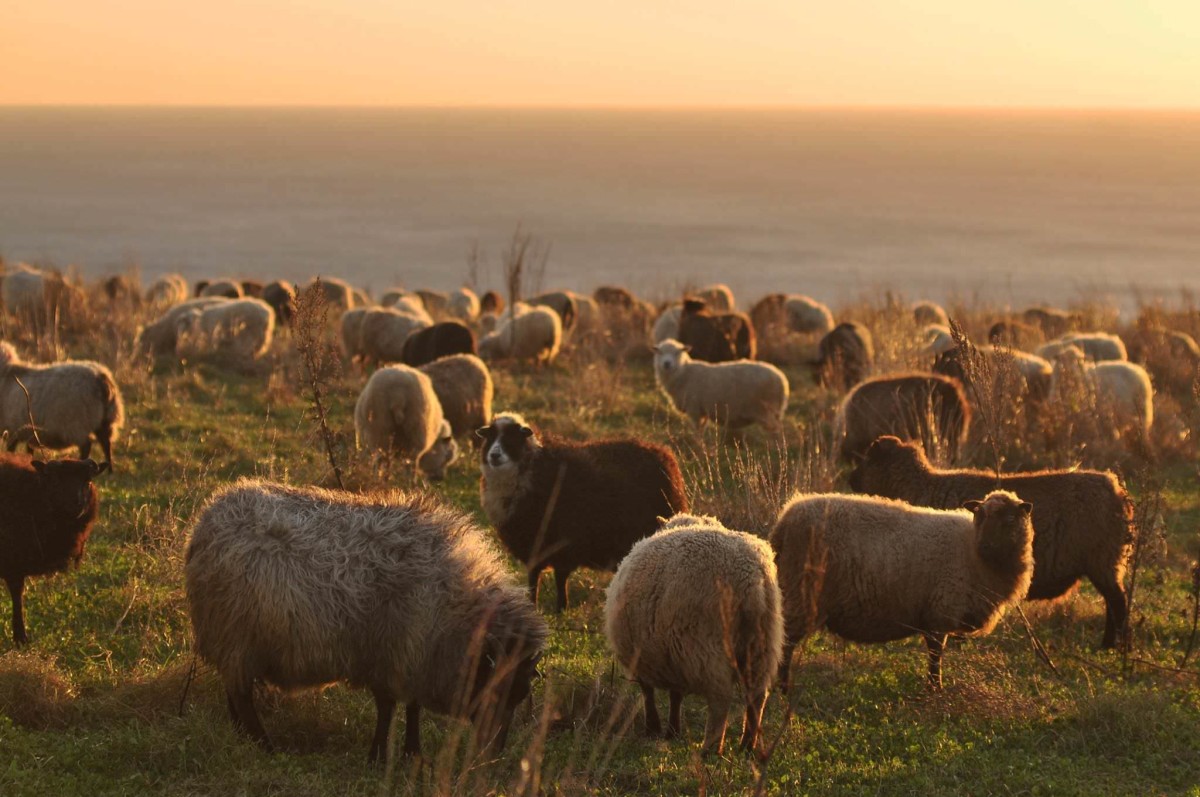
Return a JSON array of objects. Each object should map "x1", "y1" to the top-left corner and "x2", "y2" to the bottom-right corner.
[
  {"x1": 933, "y1": 344, "x2": 1054, "y2": 403},
  {"x1": 175, "y1": 298, "x2": 275, "y2": 362},
  {"x1": 569, "y1": 291, "x2": 600, "y2": 333},
  {"x1": 1048, "y1": 347, "x2": 1153, "y2": 438},
  {"x1": 480, "y1": 290, "x2": 505, "y2": 315},
  {"x1": 1124, "y1": 326, "x2": 1200, "y2": 395},
  {"x1": 652, "y1": 304, "x2": 682, "y2": 344},
  {"x1": 477, "y1": 412, "x2": 688, "y2": 613},
  {"x1": 1038, "y1": 332, "x2": 1127, "y2": 362},
  {"x1": 923, "y1": 324, "x2": 957, "y2": 355},
  {"x1": 529, "y1": 291, "x2": 578, "y2": 333},
  {"x1": 416, "y1": 289, "x2": 450, "y2": 316},
  {"x1": 784, "y1": 295, "x2": 835, "y2": 336},
  {"x1": 102, "y1": 274, "x2": 141, "y2": 307},
  {"x1": 354, "y1": 365, "x2": 458, "y2": 480},
  {"x1": 593, "y1": 285, "x2": 638, "y2": 310},
  {"x1": 380, "y1": 289, "x2": 414, "y2": 308},
  {"x1": 2, "y1": 265, "x2": 77, "y2": 326},
  {"x1": 261, "y1": 280, "x2": 296, "y2": 325},
  {"x1": 478, "y1": 306, "x2": 562, "y2": 365},
  {"x1": 419, "y1": 354, "x2": 494, "y2": 438},
  {"x1": 448, "y1": 286, "x2": 481, "y2": 321},
  {"x1": 1023, "y1": 306, "x2": 1075, "y2": 339},
  {"x1": 136, "y1": 297, "x2": 230, "y2": 357},
  {"x1": 303, "y1": 276, "x2": 357, "y2": 313},
  {"x1": 352, "y1": 287, "x2": 372, "y2": 309},
  {"x1": 0, "y1": 343, "x2": 124, "y2": 466},
  {"x1": 199, "y1": 279, "x2": 244, "y2": 299},
  {"x1": 652, "y1": 339, "x2": 788, "y2": 433},
  {"x1": 340, "y1": 308, "x2": 370, "y2": 360},
  {"x1": 241, "y1": 280, "x2": 264, "y2": 298},
  {"x1": 184, "y1": 479, "x2": 548, "y2": 760},
  {"x1": 694, "y1": 283, "x2": 736, "y2": 312},
  {"x1": 358, "y1": 307, "x2": 433, "y2": 366},
  {"x1": 749, "y1": 293, "x2": 787, "y2": 338},
  {"x1": 912, "y1": 301, "x2": 949, "y2": 327},
  {"x1": 835, "y1": 373, "x2": 970, "y2": 463},
  {"x1": 605, "y1": 513, "x2": 783, "y2": 756},
  {"x1": 401, "y1": 321, "x2": 477, "y2": 367},
  {"x1": 769, "y1": 490, "x2": 1034, "y2": 689},
  {"x1": 677, "y1": 298, "x2": 756, "y2": 362},
  {"x1": 145, "y1": 273, "x2": 189, "y2": 306},
  {"x1": 848, "y1": 435, "x2": 1135, "y2": 647},
  {"x1": 812, "y1": 321, "x2": 874, "y2": 391},
  {"x1": 0, "y1": 455, "x2": 107, "y2": 645},
  {"x1": 988, "y1": 320, "x2": 1044, "y2": 350}
]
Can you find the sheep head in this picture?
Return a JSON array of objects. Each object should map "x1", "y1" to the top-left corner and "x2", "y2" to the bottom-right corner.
[{"x1": 963, "y1": 490, "x2": 1034, "y2": 577}]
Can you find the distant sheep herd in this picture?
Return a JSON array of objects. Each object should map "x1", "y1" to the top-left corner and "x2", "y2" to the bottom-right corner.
[{"x1": 2, "y1": 262, "x2": 1194, "y2": 762}]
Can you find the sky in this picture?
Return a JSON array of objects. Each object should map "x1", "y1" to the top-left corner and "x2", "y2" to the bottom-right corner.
[{"x1": 3, "y1": 0, "x2": 1198, "y2": 107}]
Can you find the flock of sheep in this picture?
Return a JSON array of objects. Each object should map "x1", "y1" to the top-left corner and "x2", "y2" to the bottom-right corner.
[{"x1": 1, "y1": 262, "x2": 1193, "y2": 763}]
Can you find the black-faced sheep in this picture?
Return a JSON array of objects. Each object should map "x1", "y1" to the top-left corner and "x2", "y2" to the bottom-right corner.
[
  {"x1": 401, "y1": 321, "x2": 477, "y2": 367},
  {"x1": 848, "y1": 435, "x2": 1135, "y2": 647},
  {"x1": 419, "y1": 354, "x2": 494, "y2": 439},
  {"x1": 0, "y1": 343, "x2": 124, "y2": 466},
  {"x1": 184, "y1": 480, "x2": 548, "y2": 761},
  {"x1": 605, "y1": 513, "x2": 782, "y2": 756},
  {"x1": 677, "y1": 299, "x2": 756, "y2": 362},
  {"x1": 812, "y1": 321, "x2": 874, "y2": 391},
  {"x1": 354, "y1": 365, "x2": 458, "y2": 480},
  {"x1": 0, "y1": 455, "x2": 107, "y2": 644},
  {"x1": 834, "y1": 372, "x2": 970, "y2": 463},
  {"x1": 770, "y1": 490, "x2": 1034, "y2": 689},
  {"x1": 653, "y1": 339, "x2": 789, "y2": 433},
  {"x1": 477, "y1": 413, "x2": 688, "y2": 613}
]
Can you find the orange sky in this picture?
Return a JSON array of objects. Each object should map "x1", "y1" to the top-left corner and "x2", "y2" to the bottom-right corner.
[{"x1": 4, "y1": 1, "x2": 1198, "y2": 106}]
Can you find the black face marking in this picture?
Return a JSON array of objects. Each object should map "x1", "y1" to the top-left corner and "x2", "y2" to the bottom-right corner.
[{"x1": 480, "y1": 419, "x2": 535, "y2": 469}]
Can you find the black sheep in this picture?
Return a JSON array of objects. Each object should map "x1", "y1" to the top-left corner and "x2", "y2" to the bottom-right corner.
[
  {"x1": 402, "y1": 321, "x2": 477, "y2": 367},
  {"x1": 0, "y1": 455, "x2": 106, "y2": 644},
  {"x1": 477, "y1": 413, "x2": 689, "y2": 613}
]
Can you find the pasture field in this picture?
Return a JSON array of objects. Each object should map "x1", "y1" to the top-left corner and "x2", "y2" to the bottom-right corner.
[{"x1": 1, "y1": 283, "x2": 1199, "y2": 797}]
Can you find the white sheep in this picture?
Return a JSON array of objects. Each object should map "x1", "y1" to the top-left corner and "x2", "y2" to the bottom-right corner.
[
  {"x1": 1038, "y1": 332, "x2": 1127, "y2": 362},
  {"x1": 303, "y1": 276, "x2": 357, "y2": 313},
  {"x1": 145, "y1": 274, "x2": 189, "y2": 306},
  {"x1": 137, "y1": 297, "x2": 231, "y2": 356},
  {"x1": 784, "y1": 295, "x2": 835, "y2": 336},
  {"x1": 605, "y1": 513, "x2": 783, "y2": 756},
  {"x1": 1049, "y1": 347, "x2": 1153, "y2": 437},
  {"x1": 354, "y1": 365, "x2": 458, "y2": 480},
  {"x1": 652, "y1": 305, "x2": 682, "y2": 344},
  {"x1": 356, "y1": 306, "x2": 432, "y2": 365},
  {"x1": 2, "y1": 264, "x2": 79, "y2": 326},
  {"x1": 0, "y1": 342, "x2": 124, "y2": 466},
  {"x1": 418, "y1": 353, "x2": 494, "y2": 437},
  {"x1": 922, "y1": 324, "x2": 957, "y2": 355},
  {"x1": 175, "y1": 298, "x2": 275, "y2": 362},
  {"x1": 478, "y1": 306, "x2": 561, "y2": 365},
  {"x1": 652, "y1": 339, "x2": 788, "y2": 433},
  {"x1": 448, "y1": 287, "x2": 481, "y2": 321},
  {"x1": 913, "y1": 300, "x2": 950, "y2": 327}
]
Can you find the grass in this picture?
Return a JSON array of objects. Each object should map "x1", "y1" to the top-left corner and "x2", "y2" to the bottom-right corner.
[{"x1": 1, "y1": 282, "x2": 1199, "y2": 796}]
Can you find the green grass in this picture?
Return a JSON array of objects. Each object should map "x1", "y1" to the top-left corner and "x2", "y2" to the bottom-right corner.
[{"x1": 1, "y1": 330, "x2": 1199, "y2": 796}]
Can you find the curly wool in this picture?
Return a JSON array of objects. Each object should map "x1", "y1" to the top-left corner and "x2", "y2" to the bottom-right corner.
[
  {"x1": 478, "y1": 306, "x2": 562, "y2": 364},
  {"x1": 419, "y1": 354, "x2": 494, "y2": 437}
]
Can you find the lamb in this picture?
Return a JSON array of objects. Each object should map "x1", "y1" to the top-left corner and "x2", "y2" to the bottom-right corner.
[
  {"x1": 145, "y1": 273, "x2": 189, "y2": 306},
  {"x1": 478, "y1": 306, "x2": 562, "y2": 365},
  {"x1": 769, "y1": 490, "x2": 1034, "y2": 689},
  {"x1": 0, "y1": 343, "x2": 124, "y2": 466},
  {"x1": 653, "y1": 339, "x2": 789, "y2": 433},
  {"x1": 358, "y1": 307, "x2": 433, "y2": 366},
  {"x1": 401, "y1": 321, "x2": 477, "y2": 367},
  {"x1": 848, "y1": 435, "x2": 1135, "y2": 647},
  {"x1": 136, "y1": 297, "x2": 230, "y2": 356},
  {"x1": 912, "y1": 301, "x2": 949, "y2": 327},
  {"x1": 835, "y1": 373, "x2": 970, "y2": 462},
  {"x1": 477, "y1": 412, "x2": 688, "y2": 613},
  {"x1": 0, "y1": 455, "x2": 107, "y2": 644},
  {"x1": 198, "y1": 279, "x2": 244, "y2": 299},
  {"x1": 261, "y1": 280, "x2": 296, "y2": 325},
  {"x1": 677, "y1": 298, "x2": 756, "y2": 362},
  {"x1": 695, "y1": 283, "x2": 736, "y2": 312},
  {"x1": 419, "y1": 354, "x2": 494, "y2": 438},
  {"x1": 784, "y1": 295, "x2": 835, "y2": 336},
  {"x1": 812, "y1": 321, "x2": 874, "y2": 391},
  {"x1": 175, "y1": 298, "x2": 275, "y2": 362},
  {"x1": 184, "y1": 479, "x2": 548, "y2": 760},
  {"x1": 1048, "y1": 348, "x2": 1153, "y2": 438},
  {"x1": 354, "y1": 365, "x2": 459, "y2": 480},
  {"x1": 605, "y1": 513, "x2": 783, "y2": 756},
  {"x1": 1038, "y1": 333, "x2": 1127, "y2": 362},
  {"x1": 448, "y1": 286, "x2": 481, "y2": 321}
]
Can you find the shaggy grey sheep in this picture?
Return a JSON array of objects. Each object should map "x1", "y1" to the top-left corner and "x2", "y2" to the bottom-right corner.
[
  {"x1": 175, "y1": 298, "x2": 275, "y2": 361},
  {"x1": 605, "y1": 513, "x2": 783, "y2": 756},
  {"x1": 354, "y1": 365, "x2": 458, "y2": 480},
  {"x1": 185, "y1": 479, "x2": 548, "y2": 760},
  {"x1": 770, "y1": 490, "x2": 1034, "y2": 689},
  {"x1": 137, "y1": 297, "x2": 230, "y2": 357},
  {"x1": 653, "y1": 339, "x2": 788, "y2": 433},
  {"x1": 419, "y1": 354, "x2": 494, "y2": 438}
]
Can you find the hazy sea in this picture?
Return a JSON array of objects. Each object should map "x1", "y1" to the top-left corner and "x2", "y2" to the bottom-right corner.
[{"x1": 1, "y1": 107, "x2": 1198, "y2": 312}]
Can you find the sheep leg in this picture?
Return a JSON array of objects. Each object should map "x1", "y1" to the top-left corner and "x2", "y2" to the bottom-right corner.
[
  {"x1": 226, "y1": 684, "x2": 272, "y2": 750},
  {"x1": 701, "y1": 698, "x2": 730, "y2": 756},
  {"x1": 1096, "y1": 579, "x2": 1129, "y2": 649},
  {"x1": 6, "y1": 577, "x2": 27, "y2": 645},
  {"x1": 777, "y1": 641, "x2": 796, "y2": 693},
  {"x1": 368, "y1": 690, "x2": 396, "y2": 763},
  {"x1": 639, "y1": 682, "x2": 662, "y2": 736},
  {"x1": 403, "y1": 702, "x2": 422, "y2": 756},
  {"x1": 553, "y1": 568, "x2": 573, "y2": 613},
  {"x1": 99, "y1": 428, "x2": 114, "y2": 468},
  {"x1": 527, "y1": 567, "x2": 543, "y2": 605},
  {"x1": 78, "y1": 439, "x2": 93, "y2": 460},
  {"x1": 924, "y1": 633, "x2": 946, "y2": 690},
  {"x1": 739, "y1": 690, "x2": 768, "y2": 755},
  {"x1": 666, "y1": 690, "x2": 683, "y2": 738}
]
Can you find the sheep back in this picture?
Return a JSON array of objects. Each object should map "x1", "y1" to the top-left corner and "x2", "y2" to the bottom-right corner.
[
  {"x1": 419, "y1": 354, "x2": 494, "y2": 437},
  {"x1": 835, "y1": 373, "x2": 970, "y2": 462}
]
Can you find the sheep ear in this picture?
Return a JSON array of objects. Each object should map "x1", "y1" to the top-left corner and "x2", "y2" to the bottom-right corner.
[
  {"x1": 1019, "y1": 502, "x2": 1033, "y2": 516},
  {"x1": 962, "y1": 500, "x2": 983, "y2": 514},
  {"x1": 656, "y1": 515, "x2": 668, "y2": 526},
  {"x1": 682, "y1": 344, "x2": 692, "y2": 353},
  {"x1": 474, "y1": 426, "x2": 491, "y2": 439},
  {"x1": 519, "y1": 426, "x2": 534, "y2": 438},
  {"x1": 651, "y1": 345, "x2": 661, "y2": 354}
]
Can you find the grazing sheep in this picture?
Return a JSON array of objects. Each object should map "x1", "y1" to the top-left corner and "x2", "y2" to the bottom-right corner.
[
  {"x1": 352, "y1": 288, "x2": 372, "y2": 309},
  {"x1": 812, "y1": 321, "x2": 874, "y2": 391},
  {"x1": 1038, "y1": 333, "x2": 1127, "y2": 363},
  {"x1": 695, "y1": 283, "x2": 736, "y2": 312},
  {"x1": 529, "y1": 291, "x2": 578, "y2": 333},
  {"x1": 304, "y1": 277, "x2": 357, "y2": 313},
  {"x1": 988, "y1": 320, "x2": 1044, "y2": 350},
  {"x1": 354, "y1": 365, "x2": 458, "y2": 480},
  {"x1": 478, "y1": 413, "x2": 688, "y2": 612},
  {"x1": 380, "y1": 289, "x2": 413, "y2": 308},
  {"x1": 480, "y1": 290, "x2": 505, "y2": 316},
  {"x1": 102, "y1": 274, "x2": 141, "y2": 307},
  {"x1": 933, "y1": 344, "x2": 1054, "y2": 403},
  {"x1": 0, "y1": 343, "x2": 124, "y2": 466},
  {"x1": 261, "y1": 280, "x2": 296, "y2": 325},
  {"x1": 677, "y1": 299, "x2": 756, "y2": 362},
  {"x1": 175, "y1": 298, "x2": 275, "y2": 362},
  {"x1": 923, "y1": 324, "x2": 957, "y2": 355},
  {"x1": 136, "y1": 297, "x2": 230, "y2": 356},
  {"x1": 419, "y1": 354, "x2": 494, "y2": 438},
  {"x1": 358, "y1": 307, "x2": 433, "y2": 367},
  {"x1": 340, "y1": 308, "x2": 370, "y2": 360},
  {"x1": 0, "y1": 455, "x2": 107, "y2": 644},
  {"x1": 1124, "y1": 326, "x2": 1200, "y2": 395},
  {"x1": 770, "y1": 490, "x2": 1034, "y2": 689},
  {"x1": 416, "y1": 289, "x2": 450, "y2": 316},
  {"x1": 1023, "y1": 307, "x2": 1075, "y2": 339},
  {"x1": 240, "y1": 280, "x2": 264, "y2": 298},
  {"x1": 835, "y1": 373, "x2": 970, "y2": 462},
  {"x1": 849, "y1": 435, "x2": 1135, "y2": 647},
  {"x1": 1049, "y1": 348, "x2": 1153, "y2": 437},
  {"x1": 593, "y1": 285, "x2": 638, "y2": 310},
  {"x1": 478, "y1": 307, "x2": 562, "y2": 365},
  {"x1": 653, "y1": 339, "x2": 788, "y2": 433},
  {"x1": 199, "y1": 279, "x2": 244, "y2": 299},
  {"x1": 652, "y1": 305, "x2": 682, "y2": 344},
  {"x1": 912, "y1": 301, "x2": 949, "y2": 327},
  {"x1": 606, "y1": 513, "x2": 783, "y2": 756},
  {"x1": 569, "y1": 291, "x2": 600, "y2": 333},
  {"x1": 2, "y1": 265, "x2": 76, "y2": 326},
  {"x1": 448, "y1": 287, "x2": 480, "y2": 321},
  {"x1": 145, "y1": 273, "x2": 189, "y2": 306},
  {"x1": 784, "y1": 295, "x2": 835, "y2": 336},
  {"x1": 401, "y1": 321, "x2": 477, "y2": 367},
  {"x1": 185, "y1": 480, "x2": 548, "y2": 760}
]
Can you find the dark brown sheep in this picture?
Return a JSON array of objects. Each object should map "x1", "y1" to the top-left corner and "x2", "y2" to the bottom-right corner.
[
  {"x1": 749, "y1": 293, "x2": 788, "y2": 338},
  {"x1": 261, "y1": 280, "x2": 297, "y2": 326},
  {"x1": 240, "y1": 280, "x2": 264, "y2": 298},
  {"x1": 478, "y1": 413, "x2": 689, "y2": 613},
  {"x1": 1022, "y1": 307, "x2": 1076, "y2": 339},
  {"x1": 0, "y1": 455, "x2": 107, "y2": 644},
  {"x1": 401, "y1": 321, "x2": 477, "y2": 368},
  {"x1": 988, "y1": 320, "x2": 1044, "y2": 350},
  {"x1": 812, "y1": 321, "x2": 874, "y2": 391},
  {"x1": 530, "y1": 291, "x2": 578, "y2": 333},
  {"x1": 593, "y1": 285, "x2": 638, "y2": 310},
  {"x1": 835, "y1": 373, "x2": 970, "y2": 463},
  {"x1": 677, "y1": 299, "x2": 756, "y2": 363},
  {"x1": 480, "y1": 290, "x2": 505, "y2": 315},
  {"x1": 848, "y1": 435, "x2": 1135, "y2": 648},
  {"x1": 1123, "y1": 326, "x2": 1200, "y2": 395}
]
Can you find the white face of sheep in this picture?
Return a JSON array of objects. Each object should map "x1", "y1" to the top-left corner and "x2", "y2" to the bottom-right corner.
[
  {"x1": 652, "y1": 340, "x2": 691, "y2": 380},
  {"x1": 418, "y1": 421, "x2": 459, "y2": 481}
]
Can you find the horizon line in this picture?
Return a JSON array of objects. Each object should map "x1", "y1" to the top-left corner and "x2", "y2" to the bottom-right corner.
[{"x1": 2, "y1": 102, "x2": 1199, "y2": 113}]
